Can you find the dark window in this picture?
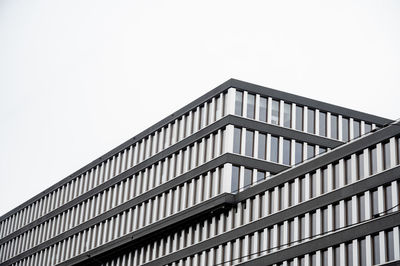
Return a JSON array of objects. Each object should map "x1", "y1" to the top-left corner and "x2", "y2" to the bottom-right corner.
[
  {"x1": 247, "y1": 94, "x2": 255, "y2": 119},
  {"x1": 322, "y1": 168, "x2": 328, "y2": 194},
  {"x1": 233, "y1": 127, "x2": 241, "y2": 154},
  {"x1": 334, "y1": 246, "x2": 341, "y2": 266},
  {"x1": 311, "y1": 253, "x2": 317, "y2": 266},
  {"x1": 359, "y1": 194, "x2": 365, "y2": 222},
  {"x1": 319, "y1": 112, "x2": 327, "y2": 137},
  {"x1": 307, "y1": 144, "x2": 314, "y2": 160},
  {"x1": 259, "y1": 97, "x2": 267, "y2": 122},
  {"x1": 279, "y1": 223, "x2": 284, "y2": 246},
  {"x1": 257, "y1": 171, "x2": 265, "y2": 182},
  {"x1": 358, "y1": 153, "x2": 364, "y2": 180},
  {"x1": 215, "y1": 96, "x2": 221, "y2": 120},
  {"x1": 319, "y1": 147, "x2": 327, "y2": 154},
  {"x1": 387, "y1": 230, "x2": 394, "y2": 261},
  {"x1": 398, "y1": 138, "x2": 400, "y2": 164},
  {"x1": 300, "y1": 215, "x2": 306, "y2": 240},
  {"x1": 345, "y1": 158, "x2": 352, "y2": 185},
  {"x1": 296, "y1": 106, "x2": 303, "y2": 130},
  {"x1": 346, "y1": 199, "x2": 352, "y2": 225},
  {"x1": 365, "y1": 123, "x2": 372, "y2": 134},
  {"x1": 373, "y1": 234, "x2": 380, "y2": 265},
  {"x1": 334, "y1": 203, "x2": 340, "y2": 230},
  {"x1": 311, "y1": 172, "x2": 317, "y2": 198},
  {"x1": 289, "y1": 181, "x2": 295, "y2": 206},
  {"x1": 385, "y1": 185, "x2": 392, "y2": 212},
  {"x1": 270, "y1": 136, "x2": 279, "y2": 163},
  {"x1": 245, "y1": 130, "x2": 254, "y2": 157},
  {"x1": 235, "y1": 91, "x2": 243, "y2": 116},
  {"x1": 347, "y1": 242, "x2": 353, "y2": 266},
  {"x1": 300, "y1": 257, "x2": 305, "y2": 266},
  {"x1": 283, "y1": 138, "x2": 291, "y2": 165},
  {"x1": 268, "y1": 227, "x2": 274, "y2": 250},
  {"x1": 383, "y1": 142, "x2": 391, "y2": 170},
  {"x1": 372, "y1": 190, "x2": 379, "y2": 217},
  {"x1": 342, "y1": 117, "x2": 349, "y2": 141},
  {"x1": 279, "y1": 186, "x2": 284, "y2": 211},
  {"x1": 311, "y1": 211, "x2": 317, "y2": 236},
  {"x1": 284, "y1": 103, "x2": 291, "y2": 127},
  {"x1": 353, "y1": 120, "x2": 361, "y2": 138},
  {"x1": 370, "y1": 146, "x2": 377, "y2": 175},
  {"x1": 322, "y1": 207, "x2": 328, "y2": 233},
  {"x1": 244, "y1": 168, "x2": 252, "y2": 189},
  {"x1": 258, "y1": 133, "x2": 266, "y2": 159},
  {"x1": 322, "y1": 250, "x2": 328, "y2": 266},
  {"x1": 360, "y1": 238, "x2": 366, "y2": 266},
  {"x1": 231, "y1": 166, "x2": 240, "y2": 193},
  {"x1": 271, "y1": 100, "x2": 280, "y2": 125},
  {"x1": 207, "y1": 101, "x2": 212, "y2": 125},
  {"x1": 307, "y1": 109, "x2": 315, "y2": 134},
  {"x1": 333, "y1": 163, "x2": 340, "y2": 189},
  {"x1": 300, "y1": 177, "x2": 306, "y2": 202},
  {"x1": 295, "y1": 142, "x2": 303, "y2": 164},
  {"x1": 331, "y1": 114, "x2": 338, "y2": 139},
  {"x1": 289, "y1": 220, "x2": 294, "y2": 245},
  {"x1": 200, "y1": 105, "x2": 206, "y2": 128},
  {"x1": 270, "y1": 190, "x2": 275, "y2": 214}
]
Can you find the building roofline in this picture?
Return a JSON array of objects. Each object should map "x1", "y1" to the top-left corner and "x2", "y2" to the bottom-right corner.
[
  {"x1": 0, "y1": 79, "x2": 393, "y2": 221},
  {"x1": 230, "y1": 78, "x2": 393, "y2": 125}
]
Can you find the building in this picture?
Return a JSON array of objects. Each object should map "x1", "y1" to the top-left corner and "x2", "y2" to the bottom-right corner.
[{"x1": 0, "y1": 79, "x2": 399, "y2": 266}]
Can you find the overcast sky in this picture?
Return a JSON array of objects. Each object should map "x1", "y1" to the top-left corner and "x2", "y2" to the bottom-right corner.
[{"x1": 0, "y1": 1, "x2": 399, "y2": 216}]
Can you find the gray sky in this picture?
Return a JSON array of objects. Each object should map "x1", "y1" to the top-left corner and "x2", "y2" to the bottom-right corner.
[{"x1": 0, "y1": 0, "x2": 399, "y2": 216}]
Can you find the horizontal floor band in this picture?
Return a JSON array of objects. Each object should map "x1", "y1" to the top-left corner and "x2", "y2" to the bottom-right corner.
[
  {"x1": 1, "y1": 154, "x2": 288, "y2": 265},
  {"x1": 238, "y1": 211, "x2": 400, "y2": 266},
  {"x1": 229, "y1": 115, "x2": 343, "y2": 148},
  {"x1": 374, "y1": 261, "x2": 400, "y2": 266},
  {"x1": 143, "y1": 165, "x2": 400, "y2": 266}
]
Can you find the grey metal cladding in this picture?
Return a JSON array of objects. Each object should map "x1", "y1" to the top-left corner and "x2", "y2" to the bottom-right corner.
[{"x1": 3, "y1": 121, "x2": 399, "y2": 263}]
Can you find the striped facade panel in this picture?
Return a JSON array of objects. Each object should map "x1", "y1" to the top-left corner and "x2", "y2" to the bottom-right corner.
[
  {"x1": 88, "y1": 132, "x2": 400, "y2": 266},
  {"x1": 0, "y1": 127, "x2": 229, "y2": 263},
  {"x1": 0, "y1": 92, "x2": 229, "y2": 239},
  {"x1": 0, "y1": 79, "x2": 397, "y2": 266}
]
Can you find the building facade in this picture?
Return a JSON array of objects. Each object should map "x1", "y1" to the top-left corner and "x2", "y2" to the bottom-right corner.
[{"x1": 0, "y1": 79, "x2": 399, "y2": 266}]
